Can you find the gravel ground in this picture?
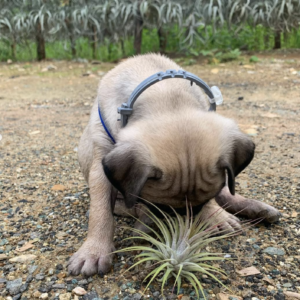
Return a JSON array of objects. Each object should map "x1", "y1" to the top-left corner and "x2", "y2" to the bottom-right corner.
[{"x1": 0, "y1": 52, "x2": 299, "y2": 300}]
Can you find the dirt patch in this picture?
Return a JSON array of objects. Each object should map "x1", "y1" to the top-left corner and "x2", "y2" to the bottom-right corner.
[{"x1": 0, "y1": 54, "x2": 299, "y2": 300}]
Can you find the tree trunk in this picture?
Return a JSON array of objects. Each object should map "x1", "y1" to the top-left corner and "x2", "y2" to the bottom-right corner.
[
  {"x1": 11, "y1": 39, "x2": 16, "y2": 60},
  {"x1": 274, "y1": 31, "x2": 281, "y2": 49},
  {"x1": 91, "y1": 25, "x2": 97, "y2": 59},
  {"x1": 134, "y1": 17, "x2": 143, "y2": 54},
  {"x1": 264, "y1": 34, "x2": 269, "y2": 50},
  {"x1": 67, "y1": 0, "x2": 76, "y2": 58},
  {"x1": 36, "y1": 23, "x2": 46, "y2": 61},
  {"x1": 120, "y1": 38, "x2": 125, "y2": 57},
  {"x1": 158, "y1": 27, "x2": 167, "y2": 53}
]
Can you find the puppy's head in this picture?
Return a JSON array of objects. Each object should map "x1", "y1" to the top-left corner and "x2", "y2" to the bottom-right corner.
[{"x1": 102, "y1": 110, "x2": 255, "y2": 208}]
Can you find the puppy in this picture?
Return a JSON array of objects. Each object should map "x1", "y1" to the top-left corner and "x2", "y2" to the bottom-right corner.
[{"x1": 68, "y1": 54, "x2": 280, "y2": 276}]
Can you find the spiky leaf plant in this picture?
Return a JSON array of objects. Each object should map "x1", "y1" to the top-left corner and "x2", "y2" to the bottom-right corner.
[{"x1": 116, "y1": 201, "x2": 248, "y2": 299}]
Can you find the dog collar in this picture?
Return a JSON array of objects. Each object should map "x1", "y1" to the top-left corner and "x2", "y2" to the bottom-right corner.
[
  {"x1": 98, "y1": 69, "x2": 223, "y2": 144},
  {"x1": 118, "y1": 69, "x2": 223, "y2": 127}
]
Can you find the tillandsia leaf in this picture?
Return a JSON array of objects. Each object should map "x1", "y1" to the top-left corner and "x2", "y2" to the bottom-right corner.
[{"x1": 159, "y1": 267, "x2": 173, "y2": 295}]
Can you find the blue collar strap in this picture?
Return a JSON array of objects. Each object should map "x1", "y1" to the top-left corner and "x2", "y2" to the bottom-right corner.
[
  {"x1": 99, "y1": 69, "x2": 223, "y2": 143},
  {"x1": 98, "y1": 104, "x2": 116, "y2": 144}
]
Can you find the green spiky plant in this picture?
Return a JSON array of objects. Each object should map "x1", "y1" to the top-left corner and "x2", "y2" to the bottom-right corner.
[{"x1": 115, "y1": 201, "x2": 248, "y2": 299}]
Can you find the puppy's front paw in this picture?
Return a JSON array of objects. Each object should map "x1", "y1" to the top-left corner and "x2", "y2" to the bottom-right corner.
[
  {"x1": 257, "y1": 205, "x2": 281, "y2": 223},
  {"x1": 68, "y1": 239, "x2": 115, "y2": 277}
]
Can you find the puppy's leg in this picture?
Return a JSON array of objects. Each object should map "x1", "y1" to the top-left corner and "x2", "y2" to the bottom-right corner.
[
  {"x1": 215, "y1": 186, "x2": 280, "y2": 223},
  {"x1": 68, "y1": 155, "x2": 115, "y2": 276},
  {"x1": 198, "y1": 199, "x2": 242, "y2": 233}
]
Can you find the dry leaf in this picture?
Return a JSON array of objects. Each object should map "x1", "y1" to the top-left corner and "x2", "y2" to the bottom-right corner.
[
  {"x1": 211, "y1": 68, "x2": 219, "y2": 74},
  {"x1": 51, "y1": 184, "x2": 66, "y2": 191},
  {"x1": 244, "y1": 128, "x2": 258, "y2": 136},
  {"x1": 263, "y1": 276, "x2": 275, "y2": 285},
  {"x1": 217, "y1": 293, "x2": 242, "y2": 300},
  {"x1": 29, "y1": 130, "x2": 40, "y2": 135},
  {"x1": 291, "y1": 211, "x2": 298, "y2": 218},
  {"x1": 0, "y1": 254, "x2": 9, "y2": 261},
  {"x1": 237, "y1": 266, "x2": 261, "y2": 276},
  {"x1": 9, "y1": 254, "x2": 37, "y2": 263},
  {"x1": 16, "y1": 242, "x2": 34, "y2": 252},
  {"x1": 284, "y1": 291, "x2": 300, "y2": 299},
  {"x1": 243, "y1": 65, "x2": 255, "y2": 69},
  {"x1": 261, "y1": 112, "x2": 280, "y2": 118}
]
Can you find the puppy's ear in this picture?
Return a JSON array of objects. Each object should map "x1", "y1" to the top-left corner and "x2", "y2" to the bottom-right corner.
[
  {"x1": 102, "y1": 143, "x2": 151, "y2": 208},
  {"x1": 220, "y1": 134, "x2": 255, "y2": 195}
]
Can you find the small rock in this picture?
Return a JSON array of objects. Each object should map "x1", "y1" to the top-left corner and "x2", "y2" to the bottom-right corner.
[
  {"x1": 56, "y1": 264, "x2": 63, "y2": 270},
  {"x1": 120, "y1": 284, "x2": 127, "y2": 291},
  {"x1": 9, "y1": 254, "x2": 37, "y2": 263},
  {"x1": 12, "y1": 294, "x2": 22, "y2": 300},
  {"x1": 283, "y1": 283, "x2": 292, "y2": 288},
  {"x1": 52, "y1": 283, "x2": 66, "y2": 289},
  {"x1": 262, "y1": 247, "x2": 285, "y2": 256},
  {"x1": 48, "y1": 269, "x2": 54, "y2": 275},
  {"x1": 78, "y1": 279, "x2": 88, "y2": 285},
  {"x1": 59, "y1": 293, "x2": 71, "y2": 300},
  {"x1": 81, "y1": 291, "x2": 100, "y2": 300},
  {"x1": 33, "y1": 291, "x2": 42, "y2": 298},
  {"x1": 72, "y1": 287, "x2": 87, "y2": 296},
  {"x1": 0, "y1": 239, "x2": 9, "y2": 246},
  {"x1": 35, "y1": 274, "x2": 45, "y2": 281},
  {"x1": 7, "y1": 59, "x2": 13, "y2": 64},
  {"x1": 181, "y1": 296, "x2": 191, "y2": 300},
  {"x1": 238, "y1": 96, "x2": 244, "y2": 100},
  {"x1": 132, "y1": 294, "x2": 142, "y2": 300},
  {"x1": 6, "y1": 278, "x2": 23, "y2": 295},
  {"x1": 128, "y1": 288, "x2": 136, "y2": 294},
  {"x1": 47, "y1": 65, "x2": 57, "y2": 71},
  {"x1": 39, "y1": 293, "x2": 49, "y2": 300},
  {"x1": 153, "y1": 291, "x2": 160, "y2": 297},
  {"x1": 20, "y1": 283, "x2": 28, "y2": 293}
]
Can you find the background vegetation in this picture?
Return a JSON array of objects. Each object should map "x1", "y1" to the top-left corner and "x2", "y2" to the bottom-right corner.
[{"x1": 1, "y1": 0, "x2": 300, "y2": 62}]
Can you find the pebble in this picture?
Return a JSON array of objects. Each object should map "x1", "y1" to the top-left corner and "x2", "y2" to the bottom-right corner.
[
  {"x1": 81, "y1": 291, "x2": 100, "y2": 300},
  {"x1": 28, "y1": 265, "x2": 38, "y2": 274},
  {"x1": 6, "y1": 278, "x2": 23, "y2": 295},
  {"x1": 132, "y1": 294, "x2": 142, "y2": 300},
  {"x1": 33, "y1": 291, "x2": 42, "y2": 298},
  {"x1": 52, "y1": 283, "x2": 66, "y2": 289},
  {"x1": 262, "y1": 247, "x2": 285, "y2": 256},
  {"x1": 39, "y1": 293, "x2": 49, "y2": 299},
  {"x1": 72, "y1": 286, "x2": 87, "y2": 296},
  {"x1": 78, "y1": 279, "x2": 88, "y2": 285},
  {"x1": 59, "y1": 293, "x2": 72, "y2": 300},
  {"x1": 12, "y1": 294, "x2": 22, "y2": 300},
  {"x1": 48, "y1": 268, "x2": 54, "y2": 275},
  {"x1": 35, "y1": 274, "x2": 45, "y2": 281},
  {"x1": 20, "y1": 283, "x2": 28, "y2": 293}
]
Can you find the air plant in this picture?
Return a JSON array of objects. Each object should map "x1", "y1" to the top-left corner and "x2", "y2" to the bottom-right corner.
[{"x1": 116, "y1": 201, "x2": 248, "y2": 299}]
